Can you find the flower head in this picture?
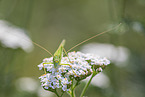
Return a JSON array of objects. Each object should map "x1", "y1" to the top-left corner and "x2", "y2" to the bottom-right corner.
[{"x1": 38, "y1": 51, "x2": 110, "y2": 92}]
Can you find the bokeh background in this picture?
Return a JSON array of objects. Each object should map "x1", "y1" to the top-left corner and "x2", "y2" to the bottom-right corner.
[{"x1": 0, "y1": 0, "x2": 145, "y2": 97}]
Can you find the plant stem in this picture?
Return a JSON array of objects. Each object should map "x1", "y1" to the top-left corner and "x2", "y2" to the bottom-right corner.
[
  {"x1": 54, "y1": 90, "x2": 60, "y2": 97},
  {"x1": 55, "y1": 92, "x2": 60, "y2": 97},
  {"x1": 60, "y1": 91, "x2": 64, "y2": 97},
  {"x1": 70, "y1": 80, "x2": 76, "y2": 97},
  {"x1": 73, "y1": 81, "x2": 80, "y2": 89},
  {"x1": 80, "y1": 74, "x2": 95, "y2": 97},
  {"x1": 71, "y1": 88, "x2": 75, "y2": 97}
]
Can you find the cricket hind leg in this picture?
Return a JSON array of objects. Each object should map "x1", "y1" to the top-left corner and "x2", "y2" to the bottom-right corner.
[
  {"x1": 42, "y1": 62, "x2": 53, "y2": 75},
  {"x1": 62, "y1": 47, "x2": 79, "y2": 77}
]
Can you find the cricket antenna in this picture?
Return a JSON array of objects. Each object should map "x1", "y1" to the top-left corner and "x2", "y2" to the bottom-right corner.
[
  {"x1": 32, "y1": 41, "x2": 53, "y2": 56},
  {"x1": 67, "y1": 23, "x2": 122, "y2": 53},
  {"x1": 9, "y1": 31, "x2": 53, "y2": 56}
]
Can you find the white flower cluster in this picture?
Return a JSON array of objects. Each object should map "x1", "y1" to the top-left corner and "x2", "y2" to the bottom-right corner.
[{"x1": 38, "y1": 51, "x2": 110, "y2": 92}]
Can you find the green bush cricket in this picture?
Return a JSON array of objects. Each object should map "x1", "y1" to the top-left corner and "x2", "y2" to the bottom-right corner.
[{"x1": 32, "y1": 23, "x2": 121, "y2": 76}]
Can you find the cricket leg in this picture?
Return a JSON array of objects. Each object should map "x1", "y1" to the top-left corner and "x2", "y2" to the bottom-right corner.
[
  {"x1": 42, "y1": 62, "x2": 53, "y2": 75},
  {"x1": 62, "y1": 47, "x2": 79, "y2": 77},
  {"x1": 60, "y1": 63, "x2": 79, "y2": 77}
]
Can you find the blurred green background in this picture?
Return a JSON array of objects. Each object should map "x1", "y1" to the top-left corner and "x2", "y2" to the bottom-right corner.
[{"x1": 0, "y1": 0, "x2": 145, "y2": 97}]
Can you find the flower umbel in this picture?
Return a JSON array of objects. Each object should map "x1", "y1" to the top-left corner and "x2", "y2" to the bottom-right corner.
[{"x1": 38, "y1": 51, "x2": 110, "y2": 97}]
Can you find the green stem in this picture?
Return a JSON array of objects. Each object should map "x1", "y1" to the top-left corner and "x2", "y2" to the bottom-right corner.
[
  {"x1": 55, "y1": 92, "x2": 60, "y2": 97},
  {"x1": 71, "y1": 88, "x2": 75, "y2": 97},
  {"x1": 73, "y1": 81, "x2": 80, "y2": 89},
  {"x1": 60, "y1": 91, "x2": 64, "y2": 97},
  {"x1": 71, "y1": 80, "x2": 76, "y2": 97},
  {"x1": 68, "y1": 80, "x2": 80, "y2": 97},
  {"x1": 80, "y1": 74, "x2": 95, "y2": 97},
  {"x1": 54, "y1": 90, "x2": 60, "y2": 97}
]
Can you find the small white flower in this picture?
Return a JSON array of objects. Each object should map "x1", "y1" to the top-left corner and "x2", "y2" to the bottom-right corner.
[
  {"x1": 98, "y1": 67, "x2": 103, "y2": 72},
  {"x1": 44, "y1": 86, "x2": 48, "y2": 89}
]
